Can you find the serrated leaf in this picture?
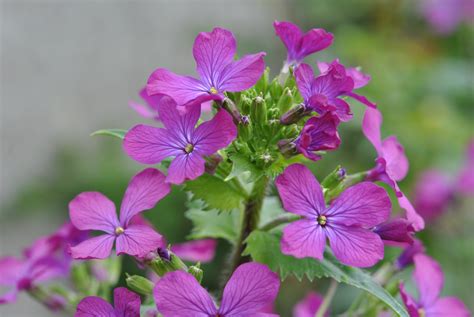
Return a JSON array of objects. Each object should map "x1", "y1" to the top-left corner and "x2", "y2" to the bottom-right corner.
[
  {"x1": 91, "y1": 129, "x2": 127, "y2": 140},
  {"x1": 225, "y1": 153, "x2": 264, "y2": 184},
  {"x1": 185, "y1": 174, "x2": 244, "y2": 211},
  {"x1": 185, "y1": 199, "x2": 240, "y2": 244},
  {"x1": 243, "y1": 231, "x2": 408, "y2": 317}
]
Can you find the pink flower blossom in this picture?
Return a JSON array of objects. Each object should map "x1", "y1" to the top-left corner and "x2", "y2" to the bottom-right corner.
[{"x1": 75, "y1": 287, "x2": 140, "y2": 317}]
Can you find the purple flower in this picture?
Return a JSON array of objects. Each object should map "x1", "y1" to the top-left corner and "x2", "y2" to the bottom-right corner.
[
  {"x1": 293, "y1": 292, "x2": 327, "y2": 317},
  {"x1": 362, "y1": 107, "x2": 425, "y2": 231},
  {"x1": 395, "y1": 238, "x2": 425, "y2": 270},
  {"x1": 170, "y1": 239, "x2": 217, "y2": 263},
  {"x1": 414, "y1": 170, "x2": 454, "y2": 221},
  {"x1": 317, "y1": 60, "x2": 371, "y2": 89},
  {"x1": 147, "y1": 27, "x2": 266, "y2": 107},
  {"x1": 123, "y1": 96, "x2": 237, "y2": 184},
  {"x1": 456, "y1": 139, "x2": 474, "y2": 195},
  {"x1": 275, "y1": 164, "x2": 391, "y2": 267},
  {"x1": 153, "y1": 262, "x2": 280, "y2": 317},
  {"x1": 273, "y1": 20, "x2": 333, "y2": 69},
  {"x1": 75, "y1": 287, "x2": 140, "y2": 317},
  {"x1": 69, "y1": 168, "x2": 170, "y2": 259},
  {"x1": 295, "y1": 61, "x2": 375, "y2": 122},
  {"x1": 294, "y1": 112, "x2": 341, "y2": 161},
  {"x1": 373, "y1": 218, "x2": 415, "y2": 247},
  {"x1": 420, "y1": 0, "x2": 474, "y2": 35},
  {"x1": 399, "y1": 254, "x2": 470, "y2": 317}
]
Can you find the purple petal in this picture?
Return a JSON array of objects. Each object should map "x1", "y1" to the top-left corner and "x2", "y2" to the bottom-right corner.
[
  {"x1": 311, "y1": 62, "x2": 354, "y2": 98},
  {"x1": 293, "y1": 292, "x2": 325, "y2": 317},
  {"x1": 153, "y1": 270, "x2": 217, "y2": 317},
  {"x1": 29, "y1": 257, "x2": 69, "y2": 284},
  {"x1": 139, "y1": 87, "x2": 162, "y2": 112},
  {"x1": 193, "y1": 110, "x2": 237, "y2": 155},
  {"x1": 69, "y1": 235, "x2": 115, "y2": 260},
  {"x1": 275, "y1": 164, "x2": 325, "y2": 217},
  {"x1": 171, "y1": 239, "x2": 217, "y2": 263},
  {"x1": 193, "y1": 27, "x2": 236, "y2": 90},
  {"x1": 166, "y1": 153, "x2": 206, "y2": 185},
  {"x1": 298, "y1": 28, "x2": 333, "y2": 60},
  {"x1": 326, "y1": 225, "x2": 384, "y2": 267},
  {"x1": 413, "y1": 254, "x2": 443, "y2": 308},
  {"x1": 0, "y1": 289, "x2": 18, "y2": 304},
  {"x1": 113, "y1": 287, "x2": 141, "y2": 317},
  {"x1": 373, "y1": 218, "x2": 414, "y2": 247},
  {"x1": 75, "y1": 296, "x2": 115, "y2": 317},
  {"x1": 395, "y1": 238, "x2": 426, "y2": 270},
  {"x1": 382, "y1": 136, "x2": 409, "y2": 181},
  {"x1": 128, "y1": 88, "x2": 162, "y2": 120},
  {"x1": 397, "y1": 192, "x2": 425, "y2": 231},
  {"x1": 399, "y1": 282, "x2": 420, "y2": 317},
  {"x1": 281, "y1": 219, "x2": 326, "y2": 260},
  {"x1": 218, "y1": 52, "x2": 266, "y2": 92},
  {"x1": 362, "y1": 107, "x2": 383, "y2": 155},
  {"x1": 69, "y1": 192, "x2": 119, "y2": 234},
  {"x1": 120, "y1": 168, "x2": 170, "y2": 226},
  {"x1": 146, "y1": 68, "x2": 207, "y2": 106},
  {"x1": 0, "y1": 257, "x2": 25, "y2": 286},
  {"x1": 426, "y1": 297, "x2": 471, "y2": 317},
  {"x1": 325, "y1": 182, "x2": 391, "y2": 228},
  {"x1": 219, "y1": 262, "x2": 280, "y2": 316},
  {"x1": 273, "y1": 21, "x2": 303, "y2": 63},
  {"x1": 345, "y1": 91, "x2": 376, "y2": 108},
  {"x1": 414, "y1": 170, "x2": 453, "y2": 221},
  {"x1": 295, "y1": 63, "x2": 315, "y2": 101},
  {"x1": 116, "y1": 225, "x2": 163, "y2": 257},
  {"x1": 346, "y1": 67, "x2": 371, "y2": 89},
  {"x1": 129, "y1": 100, "x2": 157, "y2": 119},
  {"x1": 157, "y1": 95, "x2": 201, "y2": 138}
]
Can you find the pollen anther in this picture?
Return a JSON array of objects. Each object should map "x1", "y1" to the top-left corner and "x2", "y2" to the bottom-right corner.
[
  {"x1": 209, "y1": 87, "x2": 218, "y2": 94},
  {"x1": 115, "y1": 226, "x2": 125, "y2": 235},
  {"x1": 317, "y1": 215, "x2": 327, "y2": 226},
  {"x1": 184, "y1": 143, "x2": 194, "y2": 153}
]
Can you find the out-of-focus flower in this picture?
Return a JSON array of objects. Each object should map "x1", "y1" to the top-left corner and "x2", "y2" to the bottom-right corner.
[
  {"x1": 123, "y1": 96, "x2": 237, "y2": 184},
  {"x1": 420, "y1": 0, "x2": 474, "y2": 35},
  {"x1": 276, "y1": 164, "x2": 391, "y2": 267},
  {"x1": 395, "y1": 239, "x2": 425, "y2": 270},
  {"x1": 362, "y1": 107, "x2": 425, "y2": 231},
  {"x1": 373, "y1": 218, "x2": 415, "y2": 247},
  {"x1": 414, "y1": 170, "x2": 454, "y2": 221},
  {"x1": 153, "y1": 262, "x2": 280, "y2": 316},
  {"x1": 69, "y1": 168, "x2": 170, "y2": 259},
  {"x1": 273, "y1": 21, "x2": 333, "y2": 69},
  {"x1": 456, "y1": 139, "x2": 474, "y2": 195},
  {"x1": 75, "y1": 287, "x2": 140, "y2": 317},
  {"x1": 170, "y1": 239, "x2": 217, "y2": 263},
  {"x1": 293, "y1": 292, "x2": 326, "y2": 317},
  {"x1": 399, "y1": 254, "x2": 470, "y2": 316},
  {"x1": 147, "y1": 27, "x2": 265, "y2": 107}
]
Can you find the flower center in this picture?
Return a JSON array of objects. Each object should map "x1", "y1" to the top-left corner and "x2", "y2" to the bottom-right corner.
[
  {"x1": 418, "y1": 308, "x2": 426, "y2": 317},
  {"x1": 115, "y1": 226, "x2": 125, "y2": 235},
  {"x1": 209, "y1": 87, "x2": 218, "y2": 94},
  {"x1": 317, "y1": 215, "x2": 327, "y2": 226},
  {"x1": 184, "y1": 143, "x2": 194, "y2": 154}
]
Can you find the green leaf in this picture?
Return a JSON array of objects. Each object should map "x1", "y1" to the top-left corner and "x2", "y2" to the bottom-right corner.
[
  {"x1": 185, "y1": 174, "x2": 244, "y2": 211},
  {"x1": 185, "y1": 199, "x2": 240, "y2": 245},
  {"x1": 91, "y1": 129, "x2": 127, "y2": 140},
  {"x1": 244, "y1": 231, "x2": 409, "y2": 317},
  {"x1": 259, "y1": 196, "x2": 285, "y2": 227},
  {"x1": 225, "y1": 153, "x2": 264, "y2": 184}
]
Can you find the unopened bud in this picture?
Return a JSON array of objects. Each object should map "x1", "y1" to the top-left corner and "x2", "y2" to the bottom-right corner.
[
  {"x1": 125, "y1": 274, "x2": 154, "y2": 295},
  {"x1": 280, "y1": 103, "x2": 310, "y2": 125},
  {"x1": 255, "y1": 67, "x2": 270, "y2": 94},
  {"x1": 277, "y1": 87, "x2": 293, "y2": 113},
  {"x1": 321, "y1": 165, "x2": 346, "y2": 190},
  {"x1": 205, "y1": 154, "x2": 223, "y2": 175},
  {"x1": 278, "y1": 139, "x2": 298, "y2": 158},
  {"x1": 149, "y1": 249, "x2": 187, "y2": 276},
  {"x1": 187, "y1": 263, "x2": 203, "y2": 283},
  {"x1": 238, "y1": 116, "x2": 252, "y2": 141},
  {"x1": 251, "y1": 96, "x2": 267, "y2": 126},
  {"x1": 222, "y1": 98, "x2": 242, "y2": 124}
]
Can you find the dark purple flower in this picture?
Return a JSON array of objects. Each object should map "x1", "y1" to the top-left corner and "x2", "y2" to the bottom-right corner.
[
  {"x1": 75, "y1": 287, "x2": 140, "y2": 317},
  {"x1": 123, "y1": 96, "x2": 237, "y2": 184},
  {"x1": 153, "y1": 262, "x2": 280, "y2": 317},
  {"x1": 395, "y1": 239, "x2": 426, "y2": 270},
  {"x1": 456, "y1": 139, "x2": 474, "y2": 195},
  {"x1": 273, "y1": 20, "x2": 333, "y2": 69},
  {"x1": 293, "y1": 292, "x2": 327, "y2": 317},
  {"x1": 399, "y1": 254, "x2": 470, "y2": 317},
  {"x1": 414, "y1": 170, "x2": 454, "y2": 221},
  {"x1": 147, "y1": 27, "x2": 266, "y2": 107},
  {"x1": 362, "y1": 107, "x2": 425, "y2": 231},
  {"x1": 276, "y1": 164, "x2": 391, "y2": 267},
  {"x1": 295, "y1": 61, "x2": 375, "y2": 122},
  {"x1": 373, "y1": 218, "x2": 415, "y2": 247},
  {"x1": 69, "y1": 168, "x2": 170, "y2": 259},
  {"x1": 294, "y1": 112, "x2": 341, "y2": 161}
]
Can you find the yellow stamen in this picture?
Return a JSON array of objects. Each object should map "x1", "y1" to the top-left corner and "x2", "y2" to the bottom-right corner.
[
  {"x1": 209, "y1": 87, "x2": 218, "y2": 94},
  {"x1": 317, "y1": 215, "x2": 327, "y2": 226},
  {"x1": 115, "y1": 227, "x2": 125, "y2": 235},
  {"x1": 418, "y1": 308, "x2": 426, "y2": 317},
  {"x1": 184, "y1": 143, "x2": 194, "y2": 154}
]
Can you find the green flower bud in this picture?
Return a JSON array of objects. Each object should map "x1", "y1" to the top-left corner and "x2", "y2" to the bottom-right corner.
[
  {"x1": 125, "y1": 274, "x2": 154, "y2": 295},
  {"x1": 251, "y1": 96, "x2": 267, "y2": 126},
  {"x1": 148, "y1": 249, "x2": 188, "y2": 276},
  {"x1": 277, "y1": 87, "x2": 293, "y2": 113},
  {"x1": 255, "y1": 67, "x2": 270, "y2": 94},
  {"x1": 70, "y1": 263, "x2": 91, "y2": 293},
  {"x1": 321, "y1": 165, "x2": 346, "y2": 190},
  {"x1": 187, "y1": 263, "x2": 203, "y2": 283}
]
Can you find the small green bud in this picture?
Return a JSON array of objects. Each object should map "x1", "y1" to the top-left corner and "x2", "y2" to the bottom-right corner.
[
  {"x1": 254, "y1": 67, "x2": 270, "y2": 94},
  {"x1": 251, "y1": 96, "x2": 267, "y2": 126},
  {"x1": 277, "y1": 87, "x2": 293, "y2": 113},
  {"x1": 269, "y1": 78, "x2": 283, "y2": 99},
  {"x1": 238, "y1": 116, "x2": 251, "y2": 141},
  {"x1": 321, "y1": 165, "x2": 346, "y2": 190},
  {"x1": 240, "y1": 96, "x2": 252, "y2": 115},
  {"x1": 70, "y1": 263, "x2": 91, "y2": 293},
  {"x1": 149, "y1": 249, "x2": 188, "y2": 276},
  {"x1": 187, "y1": 263, "x2": 203, "y2": 283},
  {"x1": 125, "y1": 274, "x2": 154, "y2": 295}
]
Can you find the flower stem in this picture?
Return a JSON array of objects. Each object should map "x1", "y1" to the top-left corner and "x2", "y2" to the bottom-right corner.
[
  {"x1": 315, "y1": 279, "x2": 338, "y2": 317},
  {"x1": 260, "y1": 213, "x2": 300, "y2": 231}
]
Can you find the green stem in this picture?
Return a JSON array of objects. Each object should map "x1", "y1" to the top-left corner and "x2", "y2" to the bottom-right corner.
[
  {"x1": 260, "y1": 214, "x2": 300, "y2": 231},
  {"x1": 315, "y1": 279, "x2": 338, "y2": 317}
]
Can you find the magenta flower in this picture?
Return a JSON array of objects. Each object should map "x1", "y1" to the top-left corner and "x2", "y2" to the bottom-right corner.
[
  {"x1": 294, "y1": 112, "x2": 341, "y2": 161},
  {"x1": 276, "y1": 164, "x2": 391, "y2": 267},
  {"x1": 293, "y1": 292, "x2": 327, "y2": 317},
  {"x1": 317, "y1": 60, "x2": 371, "y2": 89},
  {"x1": 273, "y1": 21, "x2": 333, "y2": 69},
  {"x1": 170, "y1": 239, "x2": 217, "y2": 263},
  {"x1": 69, "y1": 168, "x2": 170, "y2": 259},
  {"x1": 153, "y1": 262, "x2": 280, "y2": 317},
  {"x1": 147, "y1": 27, "x2": 266, "y2": 107},
  {"x1": 395, "y1": 239, "x2": 425, "y2": 270},
  {"x1": 456, "y1": 139, "x2": 474, "y2": 195},
  {"x1": 420, "y1": 0, "x2": 474, "y2": 35},
  {"x1": 129, "y1": 87, "x2": 163, "y2": 120},
  {"x1": 399, "y1": 254, "x2": 470, "y2": 317},
  {"x1": 295, "y1": 61, "x2": 375, "y2": 122},
  {"x1": 123, "y1": 96, "x2": 237, "y2": 184},
  {"x1": 362, "y1": 107, "x2": 425, "y2": 231},
  {"x1": 414, "y1": 170, "x2": 454, "y2": 221},
  {"x1": 373, "y1": 218, "x2": 415, "y2": 247},
  {"x1": 75, "y1": 287, "x2": 140, "y2": 317}
]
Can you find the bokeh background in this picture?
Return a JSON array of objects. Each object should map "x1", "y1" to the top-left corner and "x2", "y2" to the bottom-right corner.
[{"x1": 1, "y1": 0, "x2": 473, "y2": 316}]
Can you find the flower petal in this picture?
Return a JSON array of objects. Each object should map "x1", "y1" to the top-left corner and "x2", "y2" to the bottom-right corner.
[
  {"x1": 382, "y1": 136, "x2": 409, "y2": 181},
  {"x1": 120, "y1": 168, "x2": 171, "y2": 226},
  {"x1": 69, "y1": 192, "x2": 119, "y2": 233},
  {"x1": 426, "y1": 297, "x2": 471, "y2": 317},
  {"x1": 157, "y1": 95, "x2": 201, "y2": 139},
  {"x1": 413, "y1": 254, "x2": 443, "y2": 308},
  {"x1": 0, "y1": 257, "x2": 25, "y2": 286},
  {"x1": 193, "y1": 109, "x2": 237, "y2": 155},
  {"x1": 298, "y1": 28, "x2": 334, "y2": 59},
  {"x1": 113, "y1": 287, "x2": 141, "y2": 317},
  {"x1": 331, "y1": 98, "x2": 353, "y2": 122},
  {"x1": 219, "y1": 262, "x2": 280, "y2": 316},
  {"x1": 29, "y1": 257, "x2": 69, "y2": 283},
  {"x1": 326, "y1": 225, "x2": 384, "y2": 267},
  {"x1": 293, "y1": 292, "x2": 325, "y2": 317},
  {"x1": 116, "y1": 225, "x2": 163, "y2": 257},
  {"x1": 346, "y1": 67, "x2": 371, "y2": 89},
  {"x1": 153, "y1": 270, "x2": 217, "y2": 317},
  {"x1": 373, "y1": 218, "x2": 414, "y2": 247},
  {"x1": 345, "y1": 91, "x2": 376, "y2": 108},
  {"x1": 362, "y1": 107, "x2": 383, "y2": 156},
  {"x1": 75, "y1": 296, "x2": 115, "y2": 317},
  {"x1": 397, "y1": 192, "x2": 425, "y2": 231},
  {"x1": 275, "y1": 164, "x2": 325, "y2": 217},
  {"x1": 69, "y1": 235, "x2": 115, "y2": 260},
  {"x1": 295, "y1": 63, "x2": 316, "y2": 101},
  {"x1": 0, "y1": 289, "x2": 18, "y2": 304},
  {"x1": 399, "y1": 282, "x2": 420, "y2": 317},
  {"x1": 166, "y1": 153, "x2": 206, "y2": 185},
  {"x1": 218, "y1": 52, "x2": 266, "y2": 92},
  {"x1": 281, "y1": 219, "x2": 326, "y2": 260},
  {"x1": 325, "y1": 182, "x2": 391, "y2": 228},
  {"x1": 171, "y1": 239, "x2": 217, "y2": 263},
  {"x1": 273, "y1": 21, "x2": 303, "y2": 63}
]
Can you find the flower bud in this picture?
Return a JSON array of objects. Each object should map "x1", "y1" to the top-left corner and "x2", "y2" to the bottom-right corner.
[
  {"x1": 278, "y1": 139, "x2": 298, "y2": 158},
  {"x1": 149, "y1": 248, "x2": 187, "y2": 276},
  {"x1": 240, "y1": 96, "x2": 252, "y2": 115},
  {"x1": 269, "y1": 77, "x2": 283, "y2": 99},
  {"x1": 125, "y1": 274, "x2": 154, "y2": 295},
  {"x1": 255, "y1": 67, "x2": 270, "y2": 94},
  {"x1": 280, "y1": 103, "x2": 309, "y2": 125},
  {"x1": 205, "y1": 154, "x2": 223, "y2": 175},
  {"x1": 277, "y1": 87, "x2": 293, "y2": 113},
  {"x1": 238, "y1": 115, "x2": 252, "y2": 141},
  {"x1": 187, "y1": 263, "x2": 203, "y2": 283},
  {"x1": 321, "y1": 165, "x2": 346, "y2": 190},
  {"x1": 222, "y1": 98, "x2": 242, "y2": 124},
  {"x1": 251, "y1": 96, "x2": 267, "y2": 126}
]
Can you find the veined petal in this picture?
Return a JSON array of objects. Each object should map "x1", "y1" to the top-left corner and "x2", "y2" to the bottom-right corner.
[
  {"x1": 218, "y1": 52, "x2": 266, "y2": 92},
  {"x1": 295, "y1": 63, "x2": 316, "y2": 101},
  {"x1": 166, "y1": 153, "x2": 206, "y2": 185},
  {"x1": 157, "y1": 95, "x2": 201, "y2": 140},
  {"x1": 219, "y1": 262, "x2": 280, "y2": 316},
  {"x1": 399, "y1": 282, "x2": 421, "y2": 317},
  {"x1": 326, "y1": 225, "x2": 384, "y2": 267},
  {"x1": 147, "y1": 68, "x2": 207, "y2": 106},
  {"x1": 75, "y1": 296, "x2": 115, "y2": 317},
  {"x1": 153, "y1": 270, "x2": 217, "y2": 317},
  {"x1": 331, "y1": 98, "x2": 353, "y2": 122},
  {"x1": 69, "y1": 235, "x2": 115, "y2": 260},
  {"x1": 120, "y1": 168, "x2": 171, "y2": 226},
  {"x1": 275, "y1": 164, "x2": 326, "y2": 217},
  {"x1": 325, "y1": 182, "x2": 391, "y2": 228},
  {"x1": 193, "y1": 110, "x2": 237, "y2": 155},
  {"x1": 318, "y1": 63, "x2": 371, "y2": 89},
  {"x1": 69, "y1": 192, "x2": 119, "y2": 233},
  {"x1": 293, "y1": 292, "x2": 325, "y2": 317},
  {"x1": 273, "y1": 21, "x2": 303, "y2": 63},
  {"x1": 413, "y1": 254, "x2": 443, "y2": 308},
  {"x1": 373, "y1": 218, "x2": 414, "y2": 247},
  {"x1": 311, "y1": 66, "x2": 353, "y2": 99},
  {"x1": 362, "y1": 107, "x2": 384, "y2": 155},
  {"x1": 298, "y1": 28, "x2": 334, "y2": 58},
  {"x1": 426, "y1": 297, "x2": 471, "y2": 317},
  {"x1": 171, "y1": 239, "x2": 217, "y2": 263},
  {"x1": 281, "y1": 219, "x2": 326, "y2": 260},
  {"x1": 116, "y1": 225, "x2": 163, "y2": 257},
  {"x1": 382, "y1": 136, "x2": 409, "y2": 181},
  {"x1": 113, "y1": 287, "x2": 141, "y2": 317}
]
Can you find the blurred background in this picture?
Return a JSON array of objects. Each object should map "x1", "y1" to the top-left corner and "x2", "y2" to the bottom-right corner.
[{"x1": 1, "y1": 0, "x2": 473, "y2": 315}]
